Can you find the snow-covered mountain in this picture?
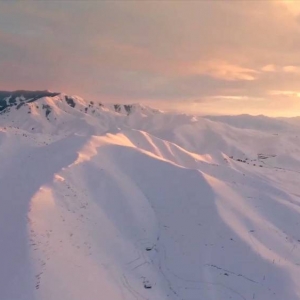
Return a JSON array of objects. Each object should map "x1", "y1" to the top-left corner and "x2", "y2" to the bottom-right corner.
[{"x1": 1, "y1": 90, "x2": 300, "y2": 300}]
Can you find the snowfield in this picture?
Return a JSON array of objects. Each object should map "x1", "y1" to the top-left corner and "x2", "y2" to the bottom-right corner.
[{"x1": 1, "y1": 91, "x2": 300, "y2": 300}]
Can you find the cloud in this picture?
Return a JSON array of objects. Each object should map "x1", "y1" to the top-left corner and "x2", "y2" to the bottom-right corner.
[
  {"x1": 261, "y1": 64, "x2": 300, "y2": 74},
  {"x1": 261, "y1": 65, "x2": 277, "y2": 72},
  {"x1": 1, "y1": 1, "x2": 300, "y2": 115},
  {"x1": 190, "y1": 61, "x2": 259, "y2": 81},
  {"x1": 282, "y1": 65, "x2": 300, "y2": 74},
  {"x1": 269, "y1": 90, "x2": 300, "y2": 97}
]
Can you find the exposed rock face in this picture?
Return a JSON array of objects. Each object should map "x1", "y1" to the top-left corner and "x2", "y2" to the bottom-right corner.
[{"x1": 0, "y1": 90, "x2": 60, "y2": 112}]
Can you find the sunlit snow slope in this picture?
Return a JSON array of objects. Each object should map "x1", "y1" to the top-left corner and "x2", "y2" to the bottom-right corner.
[{"x1": 1, "y1": 91, "x2": 300, "y2": 300}]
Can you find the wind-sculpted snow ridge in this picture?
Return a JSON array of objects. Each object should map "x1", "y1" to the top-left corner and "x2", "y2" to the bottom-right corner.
[{"x1": 1, "y1": 91, "x2": 300, "y2": 300}]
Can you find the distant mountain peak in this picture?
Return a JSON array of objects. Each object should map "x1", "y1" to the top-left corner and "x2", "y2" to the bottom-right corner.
[
  {"x1": 0, "y1": 90, "x2": 161, "y2": 118},
  {"x1": 0, "y1": 90, "x2": 166, "y2": 135}
]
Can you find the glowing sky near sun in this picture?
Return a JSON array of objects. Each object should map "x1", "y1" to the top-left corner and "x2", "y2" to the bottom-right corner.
[{"x1": 1, "y1": 1, "x2": 300, "y2": 116}]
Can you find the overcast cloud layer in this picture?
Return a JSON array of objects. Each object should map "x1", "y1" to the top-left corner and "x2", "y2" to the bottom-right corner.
[{"x1": 1, "y1": 1, "x2": 300, "y2": 116}]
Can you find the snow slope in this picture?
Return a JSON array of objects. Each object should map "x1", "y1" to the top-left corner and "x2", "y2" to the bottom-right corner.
[{"x1": 1, "y1": 91, "x2": 300, "y2": 300}]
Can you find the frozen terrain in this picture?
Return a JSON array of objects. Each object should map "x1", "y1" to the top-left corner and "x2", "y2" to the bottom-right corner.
[{"x1": 1, "y1": 91, "x2": 300, "y2": 300}]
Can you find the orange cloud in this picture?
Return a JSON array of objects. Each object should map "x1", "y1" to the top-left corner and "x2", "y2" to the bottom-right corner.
[
  {"x1": 282, "y1": 65, "x2": 300, "y2": 74},
  {"x1": 190, "y1": 60, "x2": 259, "y2": 81},
  {"x1": 269, "y1": 90, "x2": 300, "y2": 97},
  {"x1": 279, "y1": 1, "x2": 300, "y2": 15},
  {"x1": 261, "y1": 64, "x2": 276, "y2": 72}
]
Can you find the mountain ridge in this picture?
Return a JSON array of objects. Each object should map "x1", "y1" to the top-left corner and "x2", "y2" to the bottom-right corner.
[
  {"x1": 1, "y1": 90, "x2": 300, "y2": 300},
  {"x1": 0, "y1": 90, "x2": 160, "y2": 117}
]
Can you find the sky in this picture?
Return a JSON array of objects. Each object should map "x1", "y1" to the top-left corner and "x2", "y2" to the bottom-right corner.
[{"x1": 1, "y1": 1, "x2": 300, "y2": 116}]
